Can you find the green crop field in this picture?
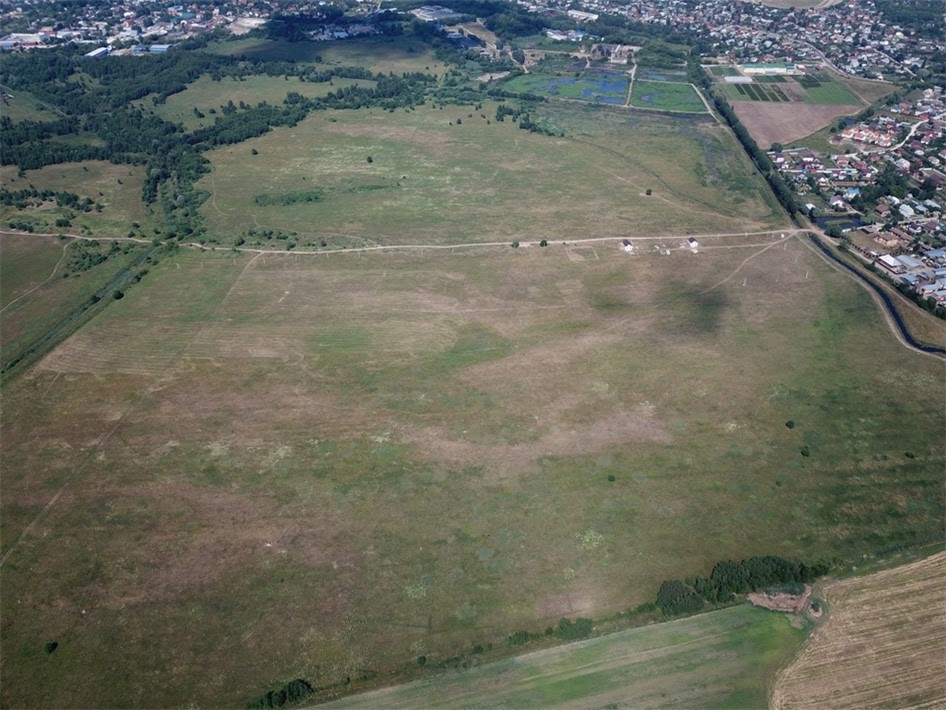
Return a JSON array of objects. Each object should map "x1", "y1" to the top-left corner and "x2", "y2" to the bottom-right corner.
[
  {"x1": 326, "y1": 605, "x2": 808, "y2": 708},
  {"x1": 197, "y1": 102, "x2": 783, "y2": 246},
  {"x1": 142, "y1": 74, "x2": 375, "y2": 130},
  {"x1": 2, "y1": 231, "x2": 943, "y2": 706},
  {"x1": 801, "y1": 77, "x2": 861, "y2": 106},
  {"x1": 630, "y1": 80, "x2": 706, "y2": 113}
]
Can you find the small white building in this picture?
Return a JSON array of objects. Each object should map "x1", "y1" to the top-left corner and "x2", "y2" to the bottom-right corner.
[{"x1": 878, "y1": 254, "x2": 904, "y2": 273}]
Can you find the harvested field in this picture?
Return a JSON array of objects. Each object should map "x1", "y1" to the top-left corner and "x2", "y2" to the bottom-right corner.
[
  {"x1": 772, "y1": 551, "x2": 946, "y2": 709},
  {"x1": 729, "y1": 100, "x2": 860, "y2": 148}
]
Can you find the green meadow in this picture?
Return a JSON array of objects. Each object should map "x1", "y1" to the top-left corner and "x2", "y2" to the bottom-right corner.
[
  {"x1": 2, "y1": 234, "x2": 943, "y2": 706},
  {"x1": 198, "y1": 101, "x2": 783, "y2": 246},
  {"x1": 1, "y1": 36, "x2": 942, "y2": 710},
  {"x1": 143, "y1": 74, "x2": 375, "y2": 130}
]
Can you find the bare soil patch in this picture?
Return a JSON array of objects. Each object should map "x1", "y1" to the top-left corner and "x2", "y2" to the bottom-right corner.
[
  {"x1": 748, "y1": 585, "x2": 811, "y2": 614},
  {"x1": 730, "y1": 101, "x2": 860, "y2": 148}
]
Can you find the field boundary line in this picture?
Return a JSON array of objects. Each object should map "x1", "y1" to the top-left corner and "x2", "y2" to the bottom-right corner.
[{"x1": 0, "y1": 251, "x2": 263, "y2": 569}]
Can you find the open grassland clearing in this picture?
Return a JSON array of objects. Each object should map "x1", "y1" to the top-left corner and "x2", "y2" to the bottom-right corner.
[
  {"x1": 773, "y1": 551, "x2": 946, "y2": 708},
  {"x1": 326, "y1": 605, "x2": 808, "y2": 708},
  {"x1": 0, "y1": 235, "x2": 152, "y2": 375},
  {"x1": 0, "y1": 86, "x2": 62, "y2": 123},
  {"x1": 2, "y1": 234, "x2": 944, "y2": 707},
  {"x1": 0, "y1": 232, "x2": 64, "y2": 308},
  {"x1": 142, "y1": 74, "x2": 375, "y2": 130},
  {"x1": 630, "y1": 80, "x2": 707, "y2": 113},
  {"x1": 209, "y1": 36, "x2": 446, "y2": 76},
  {"x1": 841, "y1": 75, "x2": 897, "y2": 104},
  {"x1": 199, "y1": 102, "x2": 783, "y2": 246},
  {"x1": 0, "y1": 161, "x2": 152, "y2": 237}
]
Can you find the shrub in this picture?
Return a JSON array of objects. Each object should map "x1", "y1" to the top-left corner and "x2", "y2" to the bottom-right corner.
[
  {"x1": 45, "y1": 641, "x2": 58, "y2": 654},
  {"x1": 247, "y1": 679, "x2": 314, "y2": 709},
  {"x1": 555, "y1": 617, "x2": 593, "y2": 640},
  {"x1": 785, "y1": 420, "x2": 795, "y2": 429},
  {"x1": 507, "y1": 630, "x2": 530, "y2": 646}
]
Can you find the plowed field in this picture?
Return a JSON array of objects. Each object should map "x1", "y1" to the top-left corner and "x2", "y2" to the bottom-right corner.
[{"x1": 773, "y1": 551, "x2": 946, "y2": 709}]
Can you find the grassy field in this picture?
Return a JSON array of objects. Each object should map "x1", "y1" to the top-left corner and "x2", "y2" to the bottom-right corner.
[
  {"x1": 0, "y1": 233, "x2": 64, "y2": 309},
  {"x1": 326, "y1": 605, "x2": 809, "y2": 707},
  {"x1": 197, "y1": 102, "x2": 783, "y2": 246},
  {"x1": 0, "y1": 161, "x2": 152, "y2": 237},
  {"x1": 0, "y1": 235, "x2": 151, "y2": 374},
  {"x1": 142, "y1": 74, "x2": 374, "y2": 130},
  {"x1": 630, "y1": 80, "x2": 706, "y2": 113},
  {"x1": 773, "y1": 551, "x2": 946, "y2": 708},
  {"x1": 841, "y1": 75, "x2": 896, "y2": 104},
  {"x1": 0, "y1": 86, "x2": 62, "y2": 123},
  {"x1": 208, "y1": 36, "x2": 446, "y2": 76},
  {"x1": 2, "y1": 230, "x2": 943, "y2": 706}
]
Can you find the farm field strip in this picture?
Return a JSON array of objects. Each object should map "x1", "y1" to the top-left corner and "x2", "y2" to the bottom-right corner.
[
  {"x1": 773, "y1": 551, "x2": 946, "y2": 709},
  {"x1": 324, "y1": 605, "x2": 808, "y2": 708}
]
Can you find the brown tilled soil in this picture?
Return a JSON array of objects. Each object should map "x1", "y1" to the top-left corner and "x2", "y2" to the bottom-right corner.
[
  {"x1": 730, "y1": 101, "x2": 860, "y2": 148},
  {"x1": 772, "y1": 551, "x2": 946, "y2": 709}
]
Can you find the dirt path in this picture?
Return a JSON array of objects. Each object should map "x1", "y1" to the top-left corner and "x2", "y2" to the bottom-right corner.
[{"x1": 0, "y1": 236, "x2": 72, "y2": 313}]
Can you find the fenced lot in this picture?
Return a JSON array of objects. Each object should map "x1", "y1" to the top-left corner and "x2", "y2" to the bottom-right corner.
[
  {"x1": 502, "y1": 72, "x2": 629, "y2": 104},
  {"x1": 630, "y1": 80, "x2": 707, "y2": 113}
]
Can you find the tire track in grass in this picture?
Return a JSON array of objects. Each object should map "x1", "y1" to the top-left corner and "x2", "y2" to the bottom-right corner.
[{"x1": 0, "y1": 252, "x2": 262, "y2": 568}]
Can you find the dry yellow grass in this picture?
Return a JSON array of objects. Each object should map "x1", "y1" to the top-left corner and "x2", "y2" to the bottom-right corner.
[{"x1": 772, "y1": 551, "x2": 946, "y2": 709}]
